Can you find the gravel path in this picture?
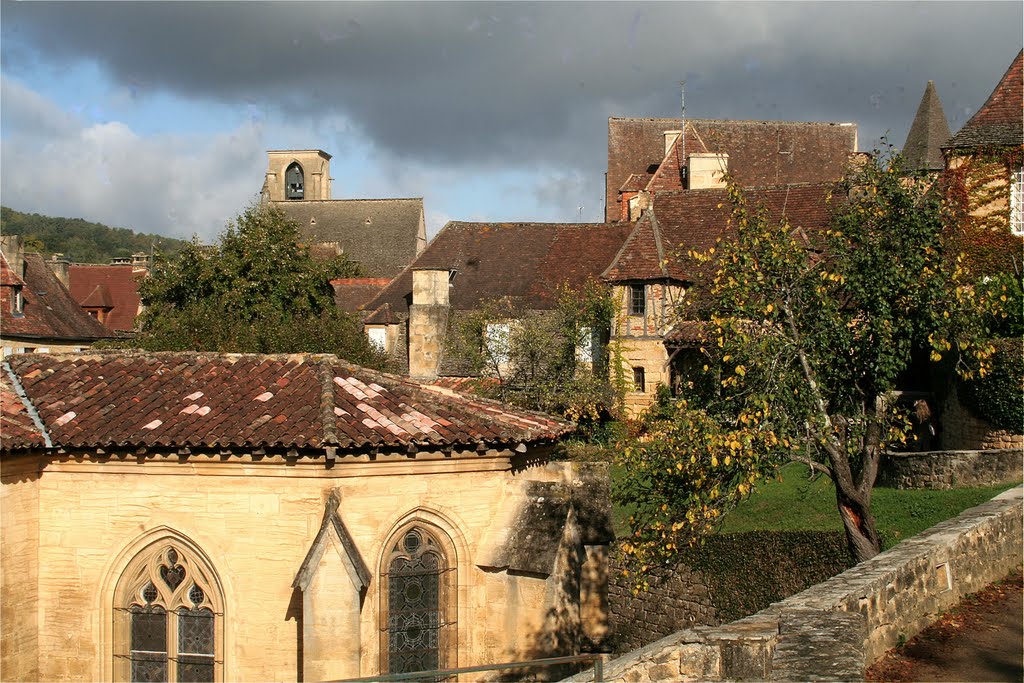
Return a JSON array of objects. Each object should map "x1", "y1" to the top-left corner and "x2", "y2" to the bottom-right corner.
[{"x1": 866, "y1": 570, "x2": 1023, "y2": 682}]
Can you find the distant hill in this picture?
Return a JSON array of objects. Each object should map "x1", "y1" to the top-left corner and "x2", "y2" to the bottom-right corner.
[{"x1": 0, "y1": 206, "x2": 190, "y2": 264}]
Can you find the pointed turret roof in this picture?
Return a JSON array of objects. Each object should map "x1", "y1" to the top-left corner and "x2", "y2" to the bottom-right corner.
[
  {"x1": 903, "y1": 81, "x2": 951, "y2": 171},
  {"x1": 946, "y1": 50, "x2": 1023, "y2": 150}
]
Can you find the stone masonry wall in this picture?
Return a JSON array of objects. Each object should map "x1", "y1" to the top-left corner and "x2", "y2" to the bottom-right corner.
[
  {"x1": 606, "y1": 560, "x2": 718, "y2": 654},
  {"x1": 941, "y1": 386, "x2": 1023, "y2": 451},
  {"x1": 878, "y1": 449, "x2": 1022, "y2": 489},
  {"x1": 567, "y1": 486, "x2": 1023, "y2": 683}
]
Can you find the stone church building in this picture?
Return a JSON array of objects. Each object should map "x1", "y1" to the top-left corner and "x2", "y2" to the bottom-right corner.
[{"x1": 1, "y1": 351, "x2": 611, "y2": 681}]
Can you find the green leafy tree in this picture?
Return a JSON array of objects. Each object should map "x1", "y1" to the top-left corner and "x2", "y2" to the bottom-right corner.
[
  {"x1": 617, "y1": 153, "x2": 1001, "y2": 570},
  {"x1": 130, "y1": 204, "x2": 388, "y2": 368},
  {"x1": 445, "y1": 279, "x2": 619, "y2": 426}
]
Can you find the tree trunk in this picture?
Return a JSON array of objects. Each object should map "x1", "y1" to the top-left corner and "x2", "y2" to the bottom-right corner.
[{"x1": 834, "y1": 482, "x2": 881, "y2": 563}]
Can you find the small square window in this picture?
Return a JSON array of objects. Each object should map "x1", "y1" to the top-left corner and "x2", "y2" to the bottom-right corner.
[
  {"x1": 629, "y1": 285, "x2": 646, "y2": 316},
  {"x1": 633, "y1": 366, "x2": 646, "y2": 393}
]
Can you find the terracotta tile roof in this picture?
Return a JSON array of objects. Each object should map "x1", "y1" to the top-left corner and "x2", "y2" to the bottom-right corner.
[
  {"x1": 0, "y1": 370, "x2": 46, "y2": 448},
  {"x1": 1, "y1": 253, "x2": 112, "y2": 342},
  {"x1": 431, "y1": 376, "x2": 500, "y2": 393},
  {"x1": 606, "y1": 118, "x2": 857, "y2": 221},
  {"x1": 330, "y1": 278, "x2": 392, "y2": 313},
  {"x1": 603, "y1": 183, "x2": 837, "y2": 283},
  {"x1": 1, "y1": 352, "x2": 572, "y2": 453},
  {"x1": 364, "y1": 222, "x2": 635, "y2": 317},
  {"x1": 946, "y1": 50, "x2": 1023, "y2": 149},
  {"x1": 0, "y1": 253, "x2": 24, "y2": 286},
  {"x1": 68, "y1": 265, "x2": 145, "y2": 332},
  {"x1": 902, "y1": 81, "x2": 951, "y2": 172},
  {"x1": 273, "y1": 198, "x2": 425, "y2": 278}
]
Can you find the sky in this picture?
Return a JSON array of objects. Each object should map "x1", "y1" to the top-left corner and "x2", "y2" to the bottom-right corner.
[{"x1": 1, "y1": 2, "x2": 1021, "y2": 244}]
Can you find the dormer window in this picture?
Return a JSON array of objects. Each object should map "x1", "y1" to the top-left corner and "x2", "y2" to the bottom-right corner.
[
  {"x1": 285, "y1": 162, "x2": 304, "y2": 200},
  {"x1": 11, "y1": 286, "x2": 23, "y2": 316}
]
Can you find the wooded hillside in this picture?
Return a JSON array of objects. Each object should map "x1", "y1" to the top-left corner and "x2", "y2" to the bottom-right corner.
[{"x1": 0, "y1": 206, "x2": 190, "y2": 264}]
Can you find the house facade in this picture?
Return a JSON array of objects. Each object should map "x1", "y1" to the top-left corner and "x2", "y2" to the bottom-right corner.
[
  {"x1": 361, "y1": 221, "x2": 635, "y2": 381},
  {"x1": 602, "y1": 184, "x2": 837, "y2": 415},
  {"x1": 1, "y1": 351, "x2": 612, "y2": 682},
  {"x1": 0, "y1": 235, "x2": 111, "y2": 358},
  {"x1": 942, "y1": 50, "x2": 1024, "y2": 237}
]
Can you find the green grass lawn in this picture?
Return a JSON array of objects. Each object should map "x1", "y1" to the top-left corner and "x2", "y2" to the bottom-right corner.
[{"x1": 717, "y1": 463, "x2": 1020, "y2": 548}]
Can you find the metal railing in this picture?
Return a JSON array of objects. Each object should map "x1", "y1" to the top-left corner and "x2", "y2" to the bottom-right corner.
[{"x1": 329, "y1": 653, "x2": 604, "y2": 682}]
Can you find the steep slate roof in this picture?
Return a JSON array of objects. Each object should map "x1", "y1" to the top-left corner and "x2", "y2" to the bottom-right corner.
[
  {"x1": 603, "y1": 183, "x2": 837, "y2": 283},
  {"x1": 331, "y1": 278, "x2": 393, "y2": 313},
  {"x1": 946, "y1": 50, "x2": 1024, "y2": 150},
  {"x1": 1, "y1": 253, "x2": 111, "y2": 342},
  {"x1": 1, "y1": 352, "x2": 572, "y2": 453},
  {"x1": 606, "y1": 117, "x2": 857, "y2": 221},
  {"x1": 68, "y1": 265, "x2": 145, "y2": 332},
  {"x1": 902, "y1": 81, "x2": 952, "y2": 172},
  {"x1": 273, "y1": 198, "x2": 424, "y2": 278},
  {"x1": 364, "y1": 222, "x2": 635, "y2": 317}
]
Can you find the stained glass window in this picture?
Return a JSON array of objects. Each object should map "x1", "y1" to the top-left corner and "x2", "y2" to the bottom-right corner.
[
  {"x1": 115, "y1": 542, "x2": 222, "y2": 682},
  {"x1": 382, "y1": 526, "x2": 454, "y2": 677}
]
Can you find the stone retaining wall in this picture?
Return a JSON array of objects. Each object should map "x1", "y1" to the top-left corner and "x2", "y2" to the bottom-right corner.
[
  {"x1": 878, "y1": 449, "x2": 1022, "y2": 489},
  {"x1": 606, "y1": 562, "x2": 718, "y2": 654},
  {"x1": 566, "y1": 486, "x2": 1023, "y2": 682}
]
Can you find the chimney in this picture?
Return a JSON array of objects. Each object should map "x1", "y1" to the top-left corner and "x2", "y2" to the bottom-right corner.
[
  {"x1": 0, "y1": 234, "x2": 24, "y2": 279},
  {"x1": 408, "y1": 269, "x2": 451, "y2": 381},
  {"x1": 47, "y1": 253, "x2": 70, "y2": 287}
]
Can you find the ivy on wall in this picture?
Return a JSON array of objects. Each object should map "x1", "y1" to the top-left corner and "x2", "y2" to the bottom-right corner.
[
  {"x1": 958, "y1": 337, "x2": 1024, "y2": 431},
  {"x1": 943, "y1": 146, "x2": 1023, "y2": 276}
]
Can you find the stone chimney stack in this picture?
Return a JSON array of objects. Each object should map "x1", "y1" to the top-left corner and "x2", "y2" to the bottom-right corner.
[
  {"x1": 47, "y1": 254, "x2": 71, "y2": 287},
  {"x1": 408, "y1": 269, "x2": 451, "y2": 381},
  {"x1": 0, "y1": 234, "x2": 25, "y2": 279}
]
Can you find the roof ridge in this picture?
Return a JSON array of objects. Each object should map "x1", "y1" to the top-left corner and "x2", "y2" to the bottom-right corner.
[
  {"x1": 648, "y1": 207, "x2": 669, "y2": 278},
  {"x1": 2, "y1": 360, "x2": 52, "y2": 448},
  {"x1": 318, "y1": 357, "x2": 339, "y2": 447}
]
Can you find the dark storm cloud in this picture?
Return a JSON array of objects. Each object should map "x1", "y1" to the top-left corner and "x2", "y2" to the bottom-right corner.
[{"x1": 3, "y1": 1, "x2": 1022, "y2": 173}]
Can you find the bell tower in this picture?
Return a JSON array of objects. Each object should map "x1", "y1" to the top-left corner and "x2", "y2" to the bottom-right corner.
[{"x1": 263, "y1": 150, "x2": 332, "y2": 202}]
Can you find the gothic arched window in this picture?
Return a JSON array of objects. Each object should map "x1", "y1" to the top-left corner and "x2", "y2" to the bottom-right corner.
[
  {"x1": 285, "y1": 162, "x2": 304, "y2": 200},
  {"x1": 380, "y1": 525, "x2": 456, "y2": 676},
  {"x1": 114, "y1": 541, "x2": 223, "y2": 682}
]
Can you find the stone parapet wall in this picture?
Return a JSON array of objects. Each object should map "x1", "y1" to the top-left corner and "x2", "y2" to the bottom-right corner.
[
  {"x1": 567, "y1": 486, "x2": 1023, "y2": 682},
  {"x1": 878, "y1": 449, "x2": 1022, "y2": 489}
]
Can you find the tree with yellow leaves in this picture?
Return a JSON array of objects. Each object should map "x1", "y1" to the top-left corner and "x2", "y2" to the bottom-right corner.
[{"x1": 616, "y1": 151, "x2": 1003, "y2": 570}]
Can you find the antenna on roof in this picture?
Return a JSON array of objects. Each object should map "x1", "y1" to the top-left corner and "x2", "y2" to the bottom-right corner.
[{"x1": 679, "y1": 80, "x2": 688, "y2": 189}]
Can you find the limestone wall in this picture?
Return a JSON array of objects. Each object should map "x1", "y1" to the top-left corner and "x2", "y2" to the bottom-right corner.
[
  {"x1": 0, "y1": 459, "x2": 40, "y2": 680},
  {"x1": 568, "y1": 486, "x2": 1023, "y2": 682},
  {"x1": 2, "y1": 452, "x2": 601, "y2": 682},
  {"x1": 878, "y1": 449, "x2": 1022, "y2": 489}
]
